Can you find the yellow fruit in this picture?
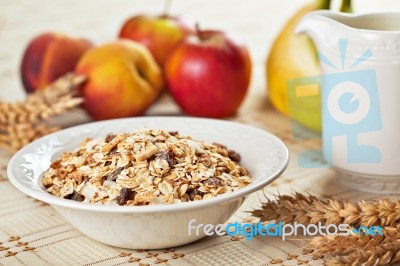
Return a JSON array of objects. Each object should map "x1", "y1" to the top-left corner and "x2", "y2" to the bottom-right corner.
[
  {"x1": 267, "y1": 0, "x2": 352, "y2": 132},
  {"x1": 267, "y1": 1, "x2": 322, "y2": 132}
]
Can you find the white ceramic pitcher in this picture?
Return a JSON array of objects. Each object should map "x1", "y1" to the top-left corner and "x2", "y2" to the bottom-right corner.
[{"x1": 296, "y1": 11, "x2": 400, "y2": 193}]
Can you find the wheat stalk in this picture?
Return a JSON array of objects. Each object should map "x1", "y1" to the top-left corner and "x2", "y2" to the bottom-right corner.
[
  {"x1": 251, "y1": 193, "x2": 400, "y2": 265},
  {"x1": 325, "y1": 242, "x2": 400, "y2": 266},
  {"x1": 251, "y1": 192, "x2": 400, "y2": 227},
  {"x1": 309, "y1": 226, "x2": 400, "y2": 254},
  {"x1": 0, "y1": 123, "x2": 61, "y2": 152},
  {"x1": 0, "y1": 73, "x2": 85, "y2": 125},
  {"x1": 0, "y1": 73, "x2": 85, "y2": 152}
]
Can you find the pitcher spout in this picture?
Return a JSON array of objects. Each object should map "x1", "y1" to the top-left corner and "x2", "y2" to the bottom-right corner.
[{"x1": 295, "y1": 10, "x2": 400, "y2": 69}]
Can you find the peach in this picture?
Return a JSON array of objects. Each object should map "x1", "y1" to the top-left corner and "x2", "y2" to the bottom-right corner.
[
  {"x1": 21, "y1": 32, "x2": 92, "y2": 93},
  {"x1": 75, "y1": 40, "x2": 163, "y2": 120}
]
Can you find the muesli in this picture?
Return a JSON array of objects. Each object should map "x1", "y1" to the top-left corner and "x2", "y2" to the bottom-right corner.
[{"x1": 42, "y1": 129, "x2": 252, "y2": 206}]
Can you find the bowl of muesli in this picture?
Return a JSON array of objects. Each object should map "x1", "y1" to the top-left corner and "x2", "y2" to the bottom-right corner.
[{"x1": 8, "y1": 117, "x2": 289, "y2": 249}]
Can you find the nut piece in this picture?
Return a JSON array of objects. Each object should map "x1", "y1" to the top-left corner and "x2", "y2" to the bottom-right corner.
[{"x1": 102, "y1": 134, "x2": 126, "y2": 153}]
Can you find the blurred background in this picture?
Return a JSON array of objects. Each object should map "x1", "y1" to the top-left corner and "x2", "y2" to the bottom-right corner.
[{"x1": 0, "y1": 0, "x2": 399, "y2": 102}]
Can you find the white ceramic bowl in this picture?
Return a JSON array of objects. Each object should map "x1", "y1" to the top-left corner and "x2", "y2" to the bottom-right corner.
[{"x1": 8, "y1": 117, "x2": 289, "y2": 249}]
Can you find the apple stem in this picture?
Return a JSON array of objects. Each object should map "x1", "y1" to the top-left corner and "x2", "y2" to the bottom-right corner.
[
  {"x1": 162, "y1": 0, "x2": 172, "y2": 16},
  {"x1": 195, "y1": 23, "x2": 204, "y2": 39}
]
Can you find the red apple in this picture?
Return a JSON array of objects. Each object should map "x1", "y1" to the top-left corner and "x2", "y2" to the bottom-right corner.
[
  {"x1": 119, "y1": 15, "x2": 194, "y2": 67},
  {"x1": 21, "y1": 32, "x2": 92, "y2": 93},
  {"x1": 164, "y1": 29, "x2": 252, "y2": 117}
]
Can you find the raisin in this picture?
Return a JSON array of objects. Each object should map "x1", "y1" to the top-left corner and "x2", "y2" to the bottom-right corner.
[
  {"x1": 146, "y1": 154, "x2": 156, "y2": 162},
  {"x1": 228, "y1": 150, "x2": 241, "y2": 162},
  {"x1": 117, "y1": 188, "x2": 132, "y2": 205},
  {"x1": 109, "y1": 146, "x2": 118, "y2": 155},
  {"x1": 169, "y1": 131, "x2": 179, "y2": 136},
  {"x1": 188, "y1": 188, "x2": 205, "y2": 201},
  {"x1": 64, "y1": 191, "x2": 85, "y2": 202},
  {"x1": 107, "y1": 167, "x2": 124, "y2": 181},
  {"x1": 71, "y1": 191, "x2": 85, "y2": 202},
  {"x1": 155, "y1": 150, "x2": 175, "y2": 168},
  {"x1": 105, "y1": 133, "x2": 116, "y2": 143},
  {"x1": 205, "y1": 177, "x2": 223, "y2": 187}
]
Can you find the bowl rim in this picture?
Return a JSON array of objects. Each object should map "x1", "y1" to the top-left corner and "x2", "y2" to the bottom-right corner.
[{"x1": 7, "y1": 116, "x2": 289, "y2": 214}]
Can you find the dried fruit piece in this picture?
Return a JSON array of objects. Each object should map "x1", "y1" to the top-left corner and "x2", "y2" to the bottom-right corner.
[
  {"x1": 205, "y1": 177, "x2": 223, "y2": 187},
  {"x1": 105, "y1": 133, "x2": 116, "y2": 143},
  {"x1": 169, "y1": 131, "x2": 178, "y2": 136},
  {"x1": 188, "y1": 188, "x2": 205, "y2": 201},
  {"x1": 70, "y1": 191, "x2": 85, "y2": 202},
  {"x1": 64, "y1": 191, "x2": 85, "y2": 202},
  {"x1": 107, "y1": 167, "x2": 124, "y2": 181},
  {"x1": 117, "y1": 187, "x2": 133, "y2": 205},
  {"x1": 228, "y1": 150, "x2": 241, "y2": 162}
]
